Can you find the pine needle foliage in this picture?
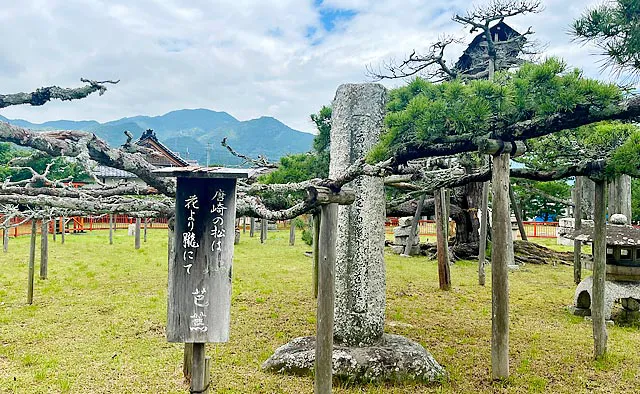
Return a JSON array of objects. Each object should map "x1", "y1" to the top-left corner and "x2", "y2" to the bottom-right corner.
[{"x1": 368, "y1": 58, "x2": 622, "y2": 162}]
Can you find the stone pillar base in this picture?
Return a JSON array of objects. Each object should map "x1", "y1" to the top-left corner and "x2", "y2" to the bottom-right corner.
[{"x1": 261, "y1": 334, "x2": 446, "y2": 383}]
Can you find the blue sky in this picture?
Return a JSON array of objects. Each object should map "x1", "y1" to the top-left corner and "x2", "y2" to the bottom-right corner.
[{"x1": 0, "y1": 0, "x2": 622, "y2": 134}]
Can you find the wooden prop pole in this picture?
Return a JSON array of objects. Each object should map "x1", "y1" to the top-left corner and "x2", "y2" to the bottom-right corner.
[
  {"x1": 27, "y1": 220, "x2": 37, "y2": 304},
  {"x1": 592, "y1": 180, "x2": 607, "y2": 359},
  {"x1": 573, "y1": 177, "x2": 583, "y2": 285},
  {"x1": 478, "y1": 181, "x2": 489, "y2": 286},
  {"x1": 491, "y1": 152, "x2": 511, "y2": 380},
  {"x1": 403, "y1": 193, "x2": 425, "y2": 256},
  {"x1": 40, "y1": 219, "x2": 48, "y2": 280},
  {"x1": 134, "y1": 217, "x2": 141, "y2": 250},
  {"x1": 435, "y1": 188, "x2": 451, "y2": 290},
  {"x1": 315, "y1": 203, "x2": 338, "y2": 394},
  {"x1": 509, "y1": 185, "x2": 528, "y2": 241},
  {"x1": 312, "y1": 213, "x2": 320, "y2": 299}
]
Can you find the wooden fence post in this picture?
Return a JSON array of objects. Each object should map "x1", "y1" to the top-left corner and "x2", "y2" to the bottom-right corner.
[
  {"x1": 491, "y1": 152, "x2": 511, "y2": 380},
  {"x1": 27, "y1": 220, "x2": 37, "y2": 304},
  {"x1": 144, "y1": 218, "x2": 148, "y2": 243},
  {"x1": 250, "y1": 217, "x2": 255, "y2": 237},
  {"x1": 478, "y1": 181, "x2": 489, "y2": 286},
  {"x1": 574, "y1": 177, "x2": 583, "y2": 285},
  {"x1": 243, "y1": 217, "x2": 247, "y2": 234},
  {"x1": 40, "y1": 219, "x2": 48, "y2": 280},
  {"x1": 592, "y1": 180, "x2": 607, "y2": 359},
  {"x1": 134, "y1": 218, "x2": 141, "y2": 250}
]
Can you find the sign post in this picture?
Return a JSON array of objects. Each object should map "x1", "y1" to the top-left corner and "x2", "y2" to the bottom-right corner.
[{"x1": 156, "y1": 167, "x2": 250, "y2": 393}]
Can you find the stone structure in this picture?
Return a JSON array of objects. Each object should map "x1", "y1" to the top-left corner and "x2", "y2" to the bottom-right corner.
[
  {"x1": 557, "y1": 217, "x2": 594, "y2": 246},
  {"x1": 390, "y1": 217, "x2": 420, "y2": 255},
  {"x1": 263, "y1": 83, "x2": 445, "y2": 382},
  {"x1": 568, "y1": 214, "x2": 640, "y2": 320}
]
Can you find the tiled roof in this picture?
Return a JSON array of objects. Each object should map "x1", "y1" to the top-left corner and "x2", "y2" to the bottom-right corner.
[
  {"x1": 93, "y1": 165, "x2": 137, "y2": 179},
  {"x1": 568, "y1": 224, "x2": 640, "y2": 246}
]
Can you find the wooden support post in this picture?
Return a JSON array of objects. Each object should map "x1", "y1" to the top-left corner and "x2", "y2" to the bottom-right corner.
[
  {"x1": 478, "y1": 181, "x2": 489, "y2": 286},
  {"x1": 183, "y1": 343, "x2": 193, "y2": 380},
  {"x1": 509, "y1": 184, "x2": 528, "y2": 241},
  {"x1": 144, "y1": 218, "x2": 148, "y2": 243},
  {"x1": 52, "y1": 221, "x2": 56, "y2": 242},
  {"x1": 289, "y1": 219, "x2": 296, "y2": 246},
  {"x1": 250, "y1": 217, "x2": 255, "y2": 237},
  {"x1": 191, "y1": 343, "x2": 206, "y2": 394},
  {"x1": 243, "y1": 216, "x2": 247, "y2": 234},
  {"x1": 491, "y1": 153, "x2": 511, "y2": 380},
  {"x1": 27, "y1": 220, "x2": 37, "y2": 305},
  {"x1": 134, "y1": 217, "x2": 141, "y2": 250},
  {"x1": 61, "y1": 217, "x2": 65, "y2": 244},
  {"x1": 592, "y1": 180, "x2": 607, "y2": 359},
  {"x1": 312, "y1": 213, "x2": 320, "y2": 299},
  {"x1": 40, "y1": 219, "x2": 48, "y2": 280},
  {"x1": 260, "y1": 219, "x2": 267, "y2": 244},
  {"x1": 574, "y1": 177, "x2": 583, "y2": 284},
  {"x1": 109, "y1": 214, "x2": 114, "y2": 245},
  {"x1": 204, "y1": 356, "x2": 211, "y2": 393},
  {"x1": 403, "y1": 194, "x2": 425, "y2": 256},
  {"x1": 435, "y1": 188, "x2": 451, "y2": 290},
  {"x1": 2, "y1": 216, "x2": 9, "y2": 253},
  {"x1": 315, "y1": 203, "x2": 338, "y2": 394}
]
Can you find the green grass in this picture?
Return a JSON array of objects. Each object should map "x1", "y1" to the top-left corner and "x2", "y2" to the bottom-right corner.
[{"x1": 0, "y1": 229, "x2": 639, "y2": 393}]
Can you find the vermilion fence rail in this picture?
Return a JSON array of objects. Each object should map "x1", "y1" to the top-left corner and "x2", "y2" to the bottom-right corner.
[
  {"x1": 385, "y1": 217, "x2": 562, "y2": 239},
  {"x1": 0, "y1": 215, "x2": 169, "y2": 238}
]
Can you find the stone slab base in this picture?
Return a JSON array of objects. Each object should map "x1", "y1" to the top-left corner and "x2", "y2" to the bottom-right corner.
[{"x1": 261, "y1": 334, "x2": 446, "y2": 383}]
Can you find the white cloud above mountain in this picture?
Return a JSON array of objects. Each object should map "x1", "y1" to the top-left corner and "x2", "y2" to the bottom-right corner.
[{"x1": 0, "y1": 0, "x2": 620, "y2": 134}]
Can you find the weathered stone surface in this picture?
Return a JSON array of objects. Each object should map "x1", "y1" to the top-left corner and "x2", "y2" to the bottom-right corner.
[
  {"x1": 393, "y1": 235, "x2": 420, "y2": 246},
  {"x1": 390, "y1": 245, "x2": 421, "y2": 255},
  {"x1": 330, "y1": 83, "x2": 388, "y2": 346},
  {"x1": 393, "y1": 226, "x2": 419, "y2": 238},
  {"x1": 398, "y1": 217, "x2": 413, "y2": 227},
  {"x1": 573, "y1": 276, "x2": 640, "y2": 319},
  {"x1": 261, "y1": 334, "x2": 446, "y2": 383}
]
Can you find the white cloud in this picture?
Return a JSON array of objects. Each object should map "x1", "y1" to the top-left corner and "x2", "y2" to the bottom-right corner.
[{"x1": 0, "y1": 0, "x2": 627, "y2": 134}]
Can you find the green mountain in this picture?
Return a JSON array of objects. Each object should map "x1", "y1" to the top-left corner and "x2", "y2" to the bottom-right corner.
[{"x1": 0, "y1": 109, "x2": 314, "y2": 165}]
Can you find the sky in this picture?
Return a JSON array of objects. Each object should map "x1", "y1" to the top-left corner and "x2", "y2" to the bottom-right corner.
[{"x1": 0, "y1": 0, "x2": 621, "y2": 134}]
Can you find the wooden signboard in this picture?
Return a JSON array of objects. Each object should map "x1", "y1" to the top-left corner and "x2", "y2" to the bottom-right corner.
[{"x1": 155, "y1": 167, "x2": 250, "y2": 343}]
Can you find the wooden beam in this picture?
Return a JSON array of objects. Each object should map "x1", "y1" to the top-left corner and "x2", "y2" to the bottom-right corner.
[{"x1": 312, "y1": 214, "x2": 320, "y2": 299}]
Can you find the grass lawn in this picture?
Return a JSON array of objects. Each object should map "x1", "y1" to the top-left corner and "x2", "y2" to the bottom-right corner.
[{"x1": 0, "y1": 228, "x2": 639, "y2": 393}]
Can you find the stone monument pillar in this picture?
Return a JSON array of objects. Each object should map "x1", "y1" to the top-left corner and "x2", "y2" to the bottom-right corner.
[
  {"x1": 262, "y1": 84, "x2": 446, "y2": 383},
  {"x1": 330, "y1": 83, "x2": 388, "y2": 346}
]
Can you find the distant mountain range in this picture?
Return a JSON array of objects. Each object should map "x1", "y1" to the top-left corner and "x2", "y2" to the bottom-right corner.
[{"x1": 0, "y1": 109, "x2": 315, "y2": 166}]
